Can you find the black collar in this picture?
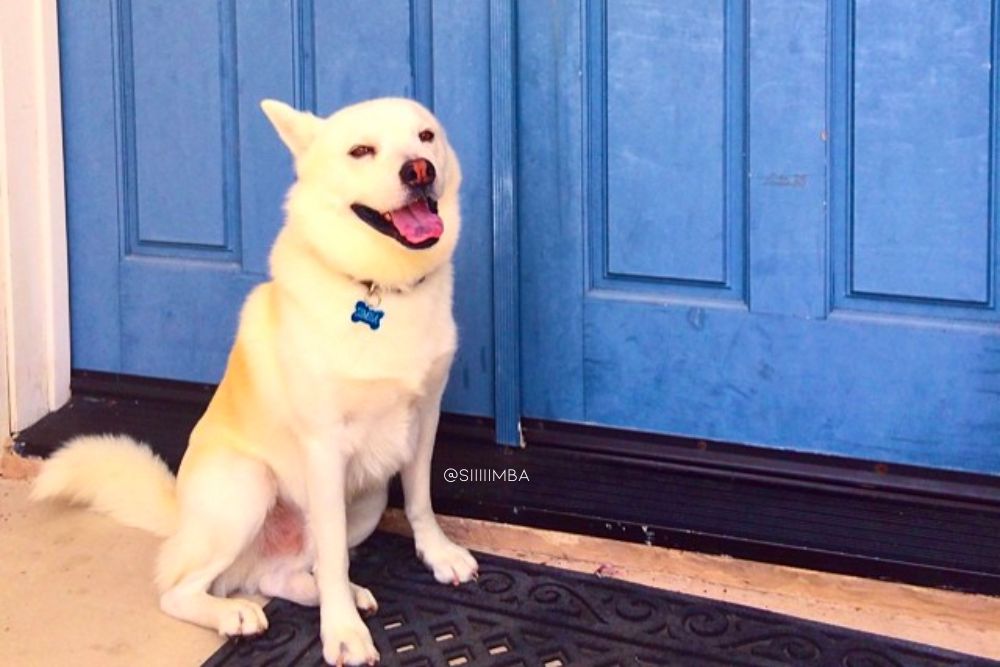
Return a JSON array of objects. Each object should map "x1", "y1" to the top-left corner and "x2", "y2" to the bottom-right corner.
[{"x1": 354, "y1": 272, "x2": 431, "y2": 295}]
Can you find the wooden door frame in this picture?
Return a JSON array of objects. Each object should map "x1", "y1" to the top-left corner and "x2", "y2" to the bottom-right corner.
[
  {"x1": 489, "y1": 0, "x2": 521, "y2": 446},
  {"x1": 0, "y1": 0, "x2": 71, "y2": 434}
]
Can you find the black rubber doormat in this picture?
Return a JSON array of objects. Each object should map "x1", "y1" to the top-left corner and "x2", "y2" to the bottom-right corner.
[{"x1": 202, "y1": 532, "x2": 989, "y2": 667}]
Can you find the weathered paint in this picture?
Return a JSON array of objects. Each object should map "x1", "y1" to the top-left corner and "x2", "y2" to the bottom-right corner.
[
  {"x1": 520, "y1": 0, "x2": 1000, "y2": 473},
  {"x1": 61, "y1": 0, "x2": 494, "y2": 416},
  {"x1": 63, "y1": 0, "x2": 1000, "y2": 472}
]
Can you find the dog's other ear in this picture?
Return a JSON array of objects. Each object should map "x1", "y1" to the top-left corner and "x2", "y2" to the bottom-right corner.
[{"x1": 260, "y1": 99, "x2": 322, "y2": 158}]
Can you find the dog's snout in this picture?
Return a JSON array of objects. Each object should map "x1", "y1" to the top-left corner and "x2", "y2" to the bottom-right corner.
[{"x1": 400, "y1": 158, "x2": 436, "y2": 188}]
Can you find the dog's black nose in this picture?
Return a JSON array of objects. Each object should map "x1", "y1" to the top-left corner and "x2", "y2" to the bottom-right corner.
[{"x1": 400, "y1": 158, "x2": 436, "y2": 188}]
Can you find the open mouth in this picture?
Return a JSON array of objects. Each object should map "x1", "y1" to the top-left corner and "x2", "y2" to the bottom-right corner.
[{"x1": 351, "y1": 196, "x2": 442, "y2": 249}]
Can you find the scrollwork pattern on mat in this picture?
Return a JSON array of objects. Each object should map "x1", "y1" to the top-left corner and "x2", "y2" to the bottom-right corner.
[{"x1": 204, "y1": 533, "x2": 980, "y2": 667}]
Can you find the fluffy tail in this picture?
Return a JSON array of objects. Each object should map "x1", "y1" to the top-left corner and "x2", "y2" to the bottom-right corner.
[{"x1": 31, "y1": 434, "x2": 178, "y2": 537}]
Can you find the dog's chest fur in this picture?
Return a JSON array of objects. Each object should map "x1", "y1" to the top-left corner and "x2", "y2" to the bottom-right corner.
[
  {"x1": 242, "y1": 276, "x2": 454, "y2": 501},
  {"x1": 342, "y1": 391, "x2": 418, "y2": 494},
  {"x1": 272, "y1": 256, "x2": 457, "y2": 389}
]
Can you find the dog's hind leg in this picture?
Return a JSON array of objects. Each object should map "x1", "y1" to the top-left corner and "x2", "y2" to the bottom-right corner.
[
  {"x1": 157, "y1": 449, "x2": 276, "y2": 636},
  {"x1": 258, "y1": 564, "x2": 376, "y2": 617},
  {"x1": 347, "y1": 484, "x2": 388, "y2": 548},
  {"x1": 260, "y1": 563, "x2": 319, "y2": 606},
  {"x1": 248, "y1": 488, "x2": 386, "y2": 613}
]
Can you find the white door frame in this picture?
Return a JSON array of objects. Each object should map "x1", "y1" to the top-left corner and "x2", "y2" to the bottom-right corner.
[{"x1": 0, "y1": 0, "x2": 71, "y2": 434}]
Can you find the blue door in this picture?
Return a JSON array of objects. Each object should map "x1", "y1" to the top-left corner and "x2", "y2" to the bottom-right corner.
[
  {"x1": 63, "y1": 1, "x2": 1000, "y2": 473},
  {"x1": 60, "y1": 0, "x2": 494, "y2": 416},
  {"x1": 519, "y1": 0, "x2": 1000, "y2": 473}
]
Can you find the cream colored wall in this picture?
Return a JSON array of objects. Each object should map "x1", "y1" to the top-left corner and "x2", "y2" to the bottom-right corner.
[
  {"x1": 0, "y1": 0, "x2": 70, "y2": 433},
  {"x1": 0, "y1": 36, "x2": 10, "y2": 441}
]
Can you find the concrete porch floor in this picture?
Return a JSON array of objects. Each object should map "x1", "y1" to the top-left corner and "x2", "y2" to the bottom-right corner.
[{"x1": 1, "y1": 461, "x2": 998, "y2": 666}]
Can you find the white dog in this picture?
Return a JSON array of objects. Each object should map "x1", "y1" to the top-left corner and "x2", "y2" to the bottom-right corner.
[{"x1": 33, "y1": 97, "x2": 478, "y2": 665}]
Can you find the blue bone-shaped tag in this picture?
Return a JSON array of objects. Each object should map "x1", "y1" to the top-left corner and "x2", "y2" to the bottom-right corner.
[{"x1": 351, "y1": 300, "x2": 384, "y2": 330}]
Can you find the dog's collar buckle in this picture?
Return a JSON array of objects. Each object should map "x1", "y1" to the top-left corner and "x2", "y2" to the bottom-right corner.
[
  {"x1": 356, "y1": 273, "x2": 429, "y2": 298},
  {"x1": 364, "y1": 282, "x2": 383, "y2": 308}
]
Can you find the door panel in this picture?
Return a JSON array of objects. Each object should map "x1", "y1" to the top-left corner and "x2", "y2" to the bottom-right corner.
[
  {"x1": 131, "y1": 3, "x2": 231, "y2": 248},
  {"x1": 833, "y1": 0, "x2": 998, "y2": 321},
  {"x1": 313, "y1": 1, "x2": 414, "y2": 112},
  {"x1": 605, "y1": 0, "x2": 730, "y2": 284},
  {"x1": 61, "y1": 0, "x2": 494, "y2": 416},
  {"x1": 850, "y1": 0, "x2": 992, "y2": 304},
  {"x1": 596, "y1": 0, "x2": 747, "y2": 302},
  {"x1": 521, "y1": 0, "x2": 1000, "y2": 473}
]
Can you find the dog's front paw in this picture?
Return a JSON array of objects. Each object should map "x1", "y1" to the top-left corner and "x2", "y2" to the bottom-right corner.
[
  {"x1": 350, "y1": 582, "x2": 378, "y2": 618},
  {"x1": 321, "y1": 611, "x2": 379, "y2": 666},
  {"x1": 216, "y1": 598, "x2": 269, "y2": 637},
  {"x1": 415, "y1": 535, "x2": 478, "y2": 586}
]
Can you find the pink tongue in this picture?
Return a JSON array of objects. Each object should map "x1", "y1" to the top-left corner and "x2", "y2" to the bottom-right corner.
[{"x1": 390, "y1": 199, "x2": 443, "y2": 244}]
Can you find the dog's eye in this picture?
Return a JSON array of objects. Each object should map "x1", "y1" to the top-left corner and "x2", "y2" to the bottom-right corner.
[
  {"x1": 419, "y1": 129, "x2": 435, "y2": 143},
  {"x1": 348, "y1": 145, "x2": 376, "y2": 158}
]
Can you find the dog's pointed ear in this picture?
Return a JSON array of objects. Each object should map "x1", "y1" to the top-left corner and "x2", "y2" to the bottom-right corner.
[{"x1": 260, "y1": 99, "x2": 322, "y2": 157}]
